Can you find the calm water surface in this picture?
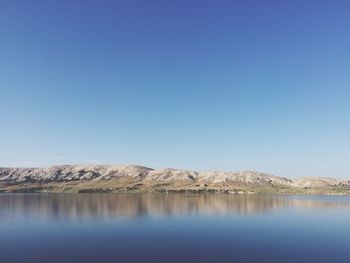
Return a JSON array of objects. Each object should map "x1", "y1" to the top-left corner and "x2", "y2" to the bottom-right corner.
[{"x1": 0, "y1": 193, "x2": 349, "y2": 263}]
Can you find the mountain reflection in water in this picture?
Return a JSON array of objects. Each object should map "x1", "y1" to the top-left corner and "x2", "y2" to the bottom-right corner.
[{"x1": 1, "y1": 193, "x2": 349, "y2": 221}]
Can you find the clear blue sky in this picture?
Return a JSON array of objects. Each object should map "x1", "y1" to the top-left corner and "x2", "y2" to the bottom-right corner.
[{"x1": 1, "y1": 0, "x2": 349, "y2": 178}]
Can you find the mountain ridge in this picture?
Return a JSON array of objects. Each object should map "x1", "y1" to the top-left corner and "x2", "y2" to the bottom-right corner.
[{"x1": 0, "y1": 165, "x2": 349, "y2": 194}]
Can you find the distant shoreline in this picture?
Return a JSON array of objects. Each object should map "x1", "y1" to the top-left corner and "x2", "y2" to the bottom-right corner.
[{"x1": 1, "y1": 165, "x2": 349, "y2": 195}]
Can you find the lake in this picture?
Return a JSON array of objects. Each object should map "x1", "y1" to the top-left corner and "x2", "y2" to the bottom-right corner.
[{"x1": 0, "y1": 193, "x2": 349, "y2": 263}]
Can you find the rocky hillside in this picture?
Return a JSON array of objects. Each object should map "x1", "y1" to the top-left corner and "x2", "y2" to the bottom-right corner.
[
  {"x1": 292, "y1": 177, "x2": 350, "y2": 188},
  {"x1": 0, "y1": 165, "x2": 349, "y2": 194},
  {"x1": 0, "y1": 165, "x2": 152, "y2": 183},
  {"x1": 0, "y1": 165, "x2": 290, "y2": 185}
]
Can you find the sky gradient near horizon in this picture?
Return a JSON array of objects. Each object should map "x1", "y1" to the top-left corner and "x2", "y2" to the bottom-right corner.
[{"x1": 1, "y1": 0, "x2": 349, "y2": 178}]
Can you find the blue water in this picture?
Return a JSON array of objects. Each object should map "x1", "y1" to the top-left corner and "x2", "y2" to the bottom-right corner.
[{"x1": 0, "y1": 194, "x2": 349, "y2": 263}]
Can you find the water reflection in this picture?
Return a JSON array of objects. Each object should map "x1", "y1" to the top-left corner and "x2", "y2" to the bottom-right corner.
[{"x1": 0, "y1": 193, "x2": 349, "y2": 221}]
